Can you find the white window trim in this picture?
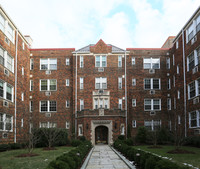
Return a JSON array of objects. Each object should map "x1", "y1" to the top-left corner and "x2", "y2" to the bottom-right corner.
[
  {"x1": 22, "y1": 67, "x2": 24, "y2": 76},
  {"x1": 132, "y1": 57, "x2": 135, "y2": 65},
  {"x1": 40, "y1": 58, "x2": 57, "y2": 70},
  {"x1": 144, "y1": 78, "x2": 161, "y2": 90},
  {"x1": 30, "y1": 80, "x2": 33, "y2": 91},
  {"x1": 29, "y1": 101, "x2": 33, "y2": 112},
  {"x1": 132, "y1": 78, "x2": 136, "y2": 86},
  {"x1": 95, "y1": 77, "x2": 107, "y2": 89},
  {"x1": 78, "y1": 124, "x2": 83, "y2": 136},
  {"x1": 189, "y1": 110, "x2": 200, "y2": 128},
  {"x1": 66, "y1": 58, "x2": 70, "y2": 65},
  {"x1": 80, "y1": 55, "x2": 84, "y2": 68},
  {"x1": 132, "y1": 120, "x2": 136, "y2": 128},
  {"x1": 80, "y1": 99, "x2": 84, "y2": 111},
  {"x1": 40, "y1": 79, "x2": 57, "y2": 91},
  {"x1": 95, "y1": 55, "x2": 107, "y2": 67},
  {"x1": 167, "y1": 98, "x2": 171, "y2": 110},
  {"x1": 0, "y1": 113, "x2": 13, "y2": 132},
  {"x1": 0, "y1": 80, "x2": 14, "y2": 102},
  {"x1": 166, "y1": 57, "x2": 170, "y2": 69},
  {"x1": 118, "y1": 98, "x2": 122, "y2": 110},
  {"x1": 188, "y1": 79, "x2": 200, "y2": 99},
  {"x1": 40, "y1": 100, "x2": 57, "y2": 112},
  {"x1": 118, "y1": 77, "x2": 122, "y2": 89},
  {"x1": 132, "y1": 99, "x2": 136, "y2": 107},
  {"x1": 30, "y1": 58, "x2": 33, "y2": 70},
  {"x1": 118, "y1": 55, "x2": 122, "y2": 67},
  {"x1": 66, "y1": 79, "x2": 70, "y2": 86},
  {"x1": 143, "y1": 58, "x2": 160, "y2": 69},
  {"x1": 21, "y1": 92, "x2": 24, "y2": 101},
  {"x1": 66, "y1": 121, "x2": 70, "y2": 129},
  {"x1": 66, "y1": 100, "x2": 70, "y2": 108},
  {"x1": 144, "y1": 99, "x2": 161, "y2": 111},
  {"x1": 167, "y1": 79, "x2": 171, "y2": 90},
  {"x1": 80, "y1": 77, "x2": 84, "y2": 89}
]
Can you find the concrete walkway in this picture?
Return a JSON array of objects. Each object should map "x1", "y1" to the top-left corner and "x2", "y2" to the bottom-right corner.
[{"x1": 86, "y1": 145, "x2": 130, "y2": 169}]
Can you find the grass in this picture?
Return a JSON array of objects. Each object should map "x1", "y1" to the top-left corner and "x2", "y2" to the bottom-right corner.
[
  {"x1": 134, "y1": 145, "x2": 200, "y2": 168},
  {"x1": 0, "y1": 146, "x2": 74, "y2": 169}
]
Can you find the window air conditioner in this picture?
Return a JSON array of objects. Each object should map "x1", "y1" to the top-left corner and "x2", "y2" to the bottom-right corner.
[
  {"x1": 45, "y1": 113, "x2": 51, "y2": 117},
  {"x1": 45, "y1": 91, "x2": 51, "y2": 96},
  {"x1": 193, "y1": 97, "x2": 199, "y2": 104},
  {"x1": 194, "y1": 129, "x2": 200, "y2": 135},
  {"x1": 5, "y1": 37, "x2": 10, "y2": 45},
  {"x1": 4, "y1": 68, "x2": 9, "y2": 76},
  {"x1": 98, "y1": 90, "x2": 104, "y2": 94},
  {"x1": 45, "y1": 70, "x2": 51, "y2": 75},
  {"x1": 98, "y1": 68, "x2": 104, "y2": 72},
  {"x1": 2, "y1": 133, "x2": 8, "y2": 138},
  {"x1": 3, "y1": 100, "x2": 9, "y2": 107},
  {"x1": 149, "y1": 69, "x2": 155, "y2": 74},
  {"x1": 150, "y1": 90, "x2": 155, "y2": 95},
  {"x1": 150, "y1": 111, "x2": 156, "y2": 115},
  {"x1": 192, "y1": 66, "x2": 198, "y2": 74},
  {"x1": 191, "y1": 36, "x2": 197, "y2": 45}
]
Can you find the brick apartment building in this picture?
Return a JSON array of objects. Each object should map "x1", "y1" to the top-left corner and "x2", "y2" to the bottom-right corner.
[{"x1": 0, "y1": 5, "x2": 199, "y2": 145}]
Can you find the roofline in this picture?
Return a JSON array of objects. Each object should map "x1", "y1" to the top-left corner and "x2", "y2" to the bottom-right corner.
[
  {"x1": 161, "y1": 36, "x2": 176, "y2": 48},
  {"x1": 173, "y1": 5, "x2": 200, "y2": 42},
  {"x1": 30, "y1": 48, "x2": 75, "y2": 51},
  {"x1": 126, "y1": 48, "x2": 170, "y2": 51},
  {"x1": 91, "y1": 39, "x2": 111, "y2": 48}
]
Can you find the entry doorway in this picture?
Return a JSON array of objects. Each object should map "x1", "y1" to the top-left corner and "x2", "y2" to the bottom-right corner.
[{"x1": 95, "y1": 126, "x2": 108, "y2": 144}]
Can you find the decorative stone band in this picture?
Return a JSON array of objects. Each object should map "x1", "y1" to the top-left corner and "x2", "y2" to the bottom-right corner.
[{"x1": 92, "y1": 120, "x2": 111, "y2": 124}]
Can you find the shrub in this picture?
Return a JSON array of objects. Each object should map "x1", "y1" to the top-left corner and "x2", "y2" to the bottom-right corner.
[
  {"x1": 79, "y1": 136, "x2": 86, "y2": 142},
  {"x1": 145, "y1": 156, "x2": 157, "y2": 169},
  {"x1": 71, "y1": 139, "x2": 82, "y2": 147},
  {"x1": 57, "y1": 155, "x2": 76, "y2": 169},
  {"x1": 135, "y1": 126, "x2": 148, "y2": 144},
  {"x1": 183, "y1": 136, "x2": 200, "y2": 148},
  {"x1": 125, "y1": 138, "x2": 133, "y2": 146},
  {"x1": 0, "y1": 144, "x2": 11, "y2": 152},
  {"x1": 48, "y1": 160, "x2": 70, "y2": 169},
  {"x1": 155, "y1": 159, "x2": 181, "y2": 169},
  {"x1": 9, "y1": 143, "x2": 21, "y2": 149},
  {"x1": 118, "y1": 135, "x2": 125, "y2": 140}
]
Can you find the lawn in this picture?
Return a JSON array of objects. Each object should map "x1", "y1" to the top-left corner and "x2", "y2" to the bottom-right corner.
[
  {"x1": 134, "y1": 145, "x2": 200, "y2": 169},
  {"x1": 0, "y1": 146, "x2": 74, "y2": 169}
]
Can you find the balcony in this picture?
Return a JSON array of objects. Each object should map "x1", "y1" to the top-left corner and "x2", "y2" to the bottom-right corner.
[{"x1": 77, "y1": 109, "x2": 126, "y2": 118}]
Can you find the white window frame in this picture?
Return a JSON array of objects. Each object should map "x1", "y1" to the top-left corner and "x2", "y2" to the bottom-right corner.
[
  {"x1": 95, "y1": 55, "x2": 107, "y2": 67},
  {"x1": 167, "y1": 79, "x2": 171, "y2": 90},
  {"x1": 189, "y1": 110, "x2": 200, "y2": 128},
  {"x1": 188, "y1": 79, "x2": 200, "y2": 99},
  {"x1": 174, "y1": 97, "x2": 176, "y2": 109},
  {"x1": 95, "y1": 77, "x2": 107, "y2": 89},
  {"x1": 40, "y1": 100, "x2": 57, "y2": 112},
  {"x1": 78, "y1": 124, "x2": 83, "y2": 136},
  {"x1": 177, "y1": 65, "x2": 179, "y2": 74},
  {"x1": 178, "y1": 115, "x2": 181, "y2": 125},
  {"x1": 30, "y1": 58, "x2": 34, "y2": 70},
  {"x1": 173, "y1": 54, "x2": 175, "y2": 66},
  {"x1": 93, "y1": 97, "x2": 109, "y2": 109},
  {"x1": 121, "y1": 124, "x2": 125, "y2": 135},
  {"x1": 118, "y1": 98, "x2": 122, "y2": 110},
  {"x1": 30, "y1": 80, "x2": 33, "y2": 91},
  {"x1": 0, "y1": 80, "x2": 14, "y2": 102},
  {"x1": 143, "y1": 58, "x2": 160, "y2": 69},
  {"x1": 173, "y1": 76, "x2": 175, "y2": 87},
  {"x1": 176, "y1": 41, "x2": 179, "y2": 49},
  {"x1": 80, "y1": 99, "x2": 84, "y2": 111},
  {"x1": 21, "y1": 118, "x2": 24, "y2": 127},
  {"x1": 66, "y1": 58, "x2": 70, "y2": 66},
  {"x1": 118, "y1": 55, "x2": 122, "y2": 67},
  {"x1": 66, "y1": 100, "x2": 70, "y2": 108},
  {"x1": 132, "y1": 78, "x2": 136, "y2": 86},
  {"x1": 166, "y1": 57, "x2": 170, "y2": 69},
  {"x1": 144, "y1": 78, "x2": 160, "y2": 90},
  {"x1": 40, "y1": 58, "x2": 57, "y2": 70},
  {"x1": 132, "y1": 99, "x2": 136, "y2": 107},
  {"x1": 178, "y1": 90, "x2": 180, "y2": 99},
  {"x1": 22, "y1": 67, "x2": 24, "y2": 76},
  {"x1": 40, "y1": 79, "x2": 57, "y2": 91},
  {"x1": 80, "y1": 77, "x2": 84, "y2": 89},
  {"x1": 144, "y1": 99, "x2": 161, "y2": 111},
  {"x1": 30, "y1": 101, "x2": 33, "y2": 112},
  {"x1": 132, "y1": 57, "x2": 135, "y2": 65},
  {"x1": 144, "y1": 120, "x2": 161, "y2": 131},
  {"x1": 187, "y1": 48, "x2": 199, "y2": 71},
  {"x1": 80, "y1": 55, "x2": 84, "y2": 68},
  {"x1": 132, "y1": 120, "x2": 136, "y2": 128},
  {"x1": 118, "y1": 77, "x2": 122, "y2": 89},
  {"x1": 0, "y1": 113, "x2": 13, "y2": 131},
  {"x1": 66, "y1": 79, "x2": 70, "y2": 86},
  {"x1": 21, "y1": 92, "x2": 24, "y2": 101},
  {"x1": 66, "y1": 121, "x2": 70, "y2": 129},
  {"x1": 167, "y1": 98, "x2": 171, "y2": 110}
]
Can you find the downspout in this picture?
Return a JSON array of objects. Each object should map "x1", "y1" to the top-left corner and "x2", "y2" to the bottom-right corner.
[
  {"x1": 125, "y1": 51, "x2": 127, "y2": 138},
  {"x1": 182, "y1": 29, "x2": 187, "y2": 137},
  {"x1": 14, "y1": 30, "x2": 18, "y2": 143},
  {"x1": 75, "y1": 53, "x2": 77, "y2": 139}
]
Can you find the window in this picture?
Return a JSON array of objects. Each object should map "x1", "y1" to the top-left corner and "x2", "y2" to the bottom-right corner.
[
  {"x1": 66, "y1": 79, "x2": 70, "y2": 86},
  {"x1": 132, "y1": 120, "x2": 136, "y2": 128},
  {"x1": 95, "y1": 55, "x2": 106, "y2": 67},
  {"x1": 22, "y1": 42, "x2": 25, "y2": 50},
  {"x1": 144, "y1": 78, "x2": 160, "y2": 90},
  {"x1": 196, "y1": 14, "x2": 200, "y2": 33},
  {"x1": 189, "y1": 110, "x2": 200, "y2": 128},
  {"x1": 121, "y1": 124, "x2": 125, "y2": 135},
  {"x1": 177, "y1": 65, "x2": 179, "y2": 74},
  {"x1": 166, "y1": 57, "x2": 170, "y2": 69},
  {"x1": 0, "y1": 47, "x2": 4, "y2": 66},
  {"x1": 30, "y1": 59, "x2": 34, "y2": 70},
  {"x1": 40, "y1": 122, "x2": 57, "y2": 128},
  {"x1": 187, "y1": 23, "x2": 194, "y2": 42},
  {"x1": 80, "y1": 77, "x2": 83, "y2": 89},
  {"x1": 7, "y1": 54, "x2": 14, "y2": 72},
  {"x1": 0, "y1": 113, "x2": 13, "y2": 131},
  {"x1": 80, "y1": 55, "x2": 84, "y2": 68},
  {"x1": 167, "y1": 79, "x2": 171, "y2": 90},
  {"x1": 40, "y1": 101, "x2": 57, "y2": 112},
  {"x1": 40, "y1": 79, "x2": 57, "y2": 91},
  {"x1": 21, "y1": 92, "x2": 24, "y2": 101},
  {"x1": 118, "y1": 99, "x2": 122, "y2": 110},
  {"x1": 118, "y1": 55, "x2": 122, "y2": 67},
  {"x1": 30, "y1": 80, "x2": 33, "y2": 91},
  {"x1": 178, "y1": 90, "x2": 180, "y2": 99},
  {"x1": 0, "y1": 81, "x2": 14, "y2": 101},
  {"x1": 93, "y1": 98, "x2": 109, "y2": 109},
  {"x1": 7, "y1": 23, "x2": 14, "y2": 42},
  {"x1": 174, "y1": 97, "x2": 176, "y2": 109},
  {"x1": 132, "y1": 57, "x2": 135, "y2": 65},
  {"x1": 144, "y1": 99, "x2": 161, "y2": 111},
  {"x1": 173, "y1": 54, "x2": 175, "y2": 66},
  {"x1": 66, "y1": 100, "x2": 70, "y2": 108},
  {"x1": 176, "y1": 41, "x2": 179, "y2": 49},
  {"x1": 178, "y1": 115, "x2": 181, "y2": 124},
  {"x1": 144, "y1": 120, "x2": 161, "y2": 131},
  {"x1": 66, "y1": 58, "x2": 70, "y2": 65},
  {"x1": 132, "y1": 78, "x2": 136, "y2": 86},
  {"x1": 22, "y1": 66, "x2": 24, "y2": 76},
  {"x1": 0, "y1": 80, "x2": 4, "y2": 98},
  {"x1": 143, "y1": 58, "x2": 160, "y2": 69},
  {"x1": 30, "y1": 101, "x2": 33, "y2": 112},
  {"x1": 188, "y1": 79, "x2": 200, "y2": 99},
  {"x1": 167, "y1": 98, "x2": 171, "y2": 110},
  {"x1": 187, "y1": 48, "x2": 199, "y2": 71},
  {"x1": 21, "y1": 119, "x2": 23, "y2": 127},
  {"x1": 66, "y1": 121, "x2": 70, "y2": 129},
  {"x1": 95, "y1": 77, "x2": 107, "y2": 89},
  {"x1": 40, "y1": 58, "x2": 57, "y2": 70},
  {"x1": 132, "y1": 99, "x2": 136, "y2": 107},
  {"x1": 80, "y1": 99, "x2": 84, "y2": 111},
  {"x1": 118, "y1": 77, "x2": 122, "y2": 89},
  {"x1": 6, "y1": 84, "x2": 13, "y2": 101},
  {"x1": 173, "y1": 76, "x2": 175, "y2": 87},
  {"x1": 0, "y1": 13, "x2": 5, "y2": 32},
  {"x1": 78, "y1": 124, "x2": 83, "y2": 136}
]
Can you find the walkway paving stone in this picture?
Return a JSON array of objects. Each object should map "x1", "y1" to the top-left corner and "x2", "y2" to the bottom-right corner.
[{"x1": 86, "y1": 145, "x2": 130, "y2": 169}]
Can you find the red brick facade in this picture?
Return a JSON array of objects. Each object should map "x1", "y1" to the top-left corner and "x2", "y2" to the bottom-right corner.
[{"x1": 0, "y1": 6, "x2": 199, "y2": 144}]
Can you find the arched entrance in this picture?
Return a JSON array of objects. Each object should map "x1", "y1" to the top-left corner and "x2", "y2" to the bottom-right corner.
[{"x1": 95, "y1": 126, "x2": 108, "y2": 144}]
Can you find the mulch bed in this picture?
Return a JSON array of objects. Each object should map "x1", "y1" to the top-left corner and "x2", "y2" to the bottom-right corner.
[
  {"x1": 148, "y1": 145, "x2": 163, "y2": 149},
  {"x1": 43, "y1": 147, "x2": 57, "y2": 151},
  {"x1": 16, "y1": 153, "x2": 39, "y2": 157},
  {"x1": 167, "y1": 149, "x2": 195, "y2": 154}
]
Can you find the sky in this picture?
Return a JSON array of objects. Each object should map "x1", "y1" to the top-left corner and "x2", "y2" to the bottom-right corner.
[{"x1": 0, "y1": 0, "x2": 199, "y2": 49}]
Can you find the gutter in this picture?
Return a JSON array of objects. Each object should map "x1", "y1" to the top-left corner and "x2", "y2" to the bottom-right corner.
[
  {"x1": 182, "y1": 29, "x2": 187, "y2": 137},
  {"x1": 14, "y1": 30, "x2": 18, "y2": 143}
]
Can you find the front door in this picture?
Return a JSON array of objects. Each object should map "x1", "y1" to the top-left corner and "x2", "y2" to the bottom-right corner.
[{"x1": 95, "y1": 126, "x2": 108, "y2": 144}]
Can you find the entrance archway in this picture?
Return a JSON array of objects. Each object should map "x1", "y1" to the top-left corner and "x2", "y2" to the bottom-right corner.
[{"x1": 95, "y1": 126, "x2": 108, "y2": 144}]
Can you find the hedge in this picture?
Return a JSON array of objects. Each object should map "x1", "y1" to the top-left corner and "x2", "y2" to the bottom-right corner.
[
  {"x1": 46, "y1": 140, "x2": 92, "y2": 169},
  {"x1": 113, "y1": 139, "x2": 190, "y2": 169}
]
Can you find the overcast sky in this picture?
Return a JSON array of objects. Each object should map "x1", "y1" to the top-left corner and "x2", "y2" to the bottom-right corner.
[{"x1": 0, "y1": 0, "x2": 199, "y2": 49}]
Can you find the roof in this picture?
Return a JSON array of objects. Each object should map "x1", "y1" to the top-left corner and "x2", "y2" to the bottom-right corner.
[
  {"x1": 126, "y1": 48, "x2": 170, "y2": 51},
  {"x1": 72, "y1": 43, "x2": 126, "y2": 54},
  {"x1": 30, "y1": 48, "x2": 75, "y2": 51}
]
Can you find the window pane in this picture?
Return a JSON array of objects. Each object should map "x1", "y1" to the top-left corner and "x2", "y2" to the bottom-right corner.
[
  {"x1": 0, "y1": 80, "x2": 4, "y2": 97},
  {"x1": 41, "y1": 101, "x2": 48, "y2": 112},
  {"x1": 0, "y1": 13, "x2": 5, "y2": 31},
  {"x1": 188, "y1": 53, "x2": 195, "y2": 71},
  {"x1": 153, "y1": 99, "x2": 160, "y2": 110},
  {"x1": 6, "y1": 85, "x2": 12, "y2": 101},
  {"x1": 7, "y1": 55, "x2": 13, "y2": 71},
  {"x1": 41, "y1": 80, "x2": 48, "y2": 91},
  {"x1": 49, "y1": 59, "x2": 57, "y2": 70},
  {"x1": 49, "y1": 101, "x2": 56, "y2": 112},
  {"x1": 5, "y1": 115, "x2": 12, "y2": 130},
  {"x1": 50, "y1": 80, "x2": 56, "y2": 91},
  {"x1": 0, "y1": 47, "x2": 4, "y2": 66},
  {"x1": 41, "y1": 59, "x2": 48, "y2": 70},
  {"x1": 189, "y1": 82, "x2": 195, "y2": 98},
  {"x1": 190, "y1": 111, "x2": 197, "y2": 127},
  {"x1": 102, "y1": 56, "x2": 106, "y2": 67},
  {"x1": 153, "y1": 79, "x2": 160, "y2": 89},
  {"x1": 144, "y1": 99, "x2": 151, "y2": 110},
  {"x1": 144, "y1": 79, "x2": 151, "y2": 89},
  {"x1": 96, "y1": 56, "x2": 100, "y2": 67},
  {"x1": 104, "y1": 99, "x2": 108, "y2": 109}
]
